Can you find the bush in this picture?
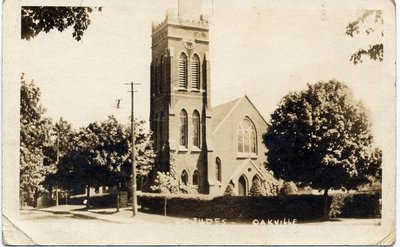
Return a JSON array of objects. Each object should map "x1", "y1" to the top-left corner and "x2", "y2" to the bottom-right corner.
[
  {"x1": 262, "y1": 169, "x2": 282, "y2": 196},
  {"x1": 223, "y1": 184, "x2": 236, "y2": 196},
  {"x1": 329, "y1": 193, "x2": 345, "y2": 218},
  {"x1": 278, "y1": 181, "x2": 298, "y2": 196},
  {"x1": 150, "y1": 165, "x2": 197, "y2": 194},
  {"x1": 249, "y1": 179, "x2": 266, "y2": 196},
  {"x1": 67, "y1": 193, "x2": 115, "y2": 207}
]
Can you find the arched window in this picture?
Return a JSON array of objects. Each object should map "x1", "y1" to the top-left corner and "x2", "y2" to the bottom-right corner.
[
  {"x1": 191, "y1": 54, "x2": 200, "y2": 89},
  {"x1": 193, "y1": 170, "x2": 199, "y2": 186},
  {"x1": 238, "y1": 175, "x2": 248, "y2": 196},
  {"x1": 237, "y1": 118, "x2": 257, "y2": 154},
  {"x1": 180, "y1": 109, "x2": 188, "y2": 147},
  {"x1": 252, "y1": 175, "x2": 260, "y2": 183},
  {"x1": 192, "y1": 110, "x2": 200, "y2": 147},
  {"x1": 178, "y1": 53, "x2": 188, "y2": 88},
  {"x1": 181, "y1": 170, "x2": 188, "y2": 185},
  {"x1": 216, "y1": 157, "x2": 222, "y2": 182}
]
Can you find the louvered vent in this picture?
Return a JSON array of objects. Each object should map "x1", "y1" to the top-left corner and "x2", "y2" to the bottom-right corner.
[
  {"x1": 191, "y1": 55, "x2": 200, "y2": 89},
  {"x1": 178, "y1": 53, "x2": 188, "y2": 88}
]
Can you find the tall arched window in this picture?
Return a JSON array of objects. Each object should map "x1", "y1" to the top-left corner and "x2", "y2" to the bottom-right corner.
[
  {"x1": 193, "y1": 170, "x2": 199, "y2": 186},
  {"x1": 178, "y1": 53, "x2": 188, "y2": 88},
  {"x1": 181, "y1": 170, "x2": 188, "y2": 185},
  {"x1": 237, "y1": 118, "x2": 257, "y2": 154},
  {"x1": 216, "y1": 157, "x2": 222, "y2": 182},
  {"x1": 180, "y1": 109, "x2": 188, "y2": 147},
  {"x1": 191, "y1": 54, "x2": 200, "y2": 89},
  {"x1": 238, "y1": 175, "x2": 248, "y2": 196},
  {"x1": 192, "y1": 110, "x2": 200, "y2": 148}
]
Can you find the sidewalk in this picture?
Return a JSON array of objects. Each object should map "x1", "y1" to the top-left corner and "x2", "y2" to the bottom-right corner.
[{"x1": 37, "y1": 205, "x2": 180, "y2": 224}]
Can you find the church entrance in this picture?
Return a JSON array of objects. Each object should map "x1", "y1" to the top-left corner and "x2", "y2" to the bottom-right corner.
[{"x1": 238, "y1": 175, "x2": 247, "y2": 196}]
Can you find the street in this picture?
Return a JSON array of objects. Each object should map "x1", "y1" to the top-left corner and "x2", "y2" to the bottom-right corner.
[{"x1": 2, "y1": 205, "x2": 381, "y2": 245}]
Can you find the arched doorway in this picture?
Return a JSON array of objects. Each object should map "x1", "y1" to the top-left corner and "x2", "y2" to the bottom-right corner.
[{"x1": 238, "y1": 175, "x2": 247, "y2": 196}]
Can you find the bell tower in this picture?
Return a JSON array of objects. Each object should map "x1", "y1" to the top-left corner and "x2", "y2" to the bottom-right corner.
[{"x1": 150, "y1": 6, "x2": 212, "y2": 193}]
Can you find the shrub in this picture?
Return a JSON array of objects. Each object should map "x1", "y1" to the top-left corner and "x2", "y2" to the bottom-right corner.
[
  {"x1": 150, "y1": 170, "x2": 197, "y2": 194},
  {"x1": 67, "y1": 193, "x2": 115, "y2": 207},
  {"x1": 249, "y1": 179, "x2": 266, "y2": 196},
  {"x1": 341, "y1": 193, "x2": 381, "y2": 218},
  {"x1": 261, "y1": 168, "x2": 282, "y2": 196},
  {"x1": 279, "y1": 181, "x2": 298, "y2": 196},
  {"x1": 223, "y1": 184, "x2": 236, "y2": 196},
  {"x1": 329, "y1": 193, "x2": 345, "y2": 218}
]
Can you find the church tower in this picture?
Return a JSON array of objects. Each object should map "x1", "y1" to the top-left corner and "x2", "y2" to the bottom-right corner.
[{"x1": 150, "y1": 6, "x2": 212, "y2": 193}]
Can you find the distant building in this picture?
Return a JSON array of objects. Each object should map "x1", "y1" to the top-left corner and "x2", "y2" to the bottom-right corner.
[{"x1": 149, "y1": 6, "x2": 269, "y2": 196}]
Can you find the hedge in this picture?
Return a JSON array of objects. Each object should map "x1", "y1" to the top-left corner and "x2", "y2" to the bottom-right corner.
[
  {"x1": 340, "y1": 193, "x2": 381, "y2": 218},
  {"x1": 139, "y1": 194, "x2": 329, "y2": 222},
  {"x1": 138, "y1": 193, "x2": 381, "y2": 222},
  {"x1": 66, "y1": 193, "x2": 115, "y2": 207}
]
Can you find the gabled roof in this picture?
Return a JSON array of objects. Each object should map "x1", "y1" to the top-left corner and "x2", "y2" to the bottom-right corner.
[
  {"x1": 229, "y1": 159, "x2": 266, "y2": 186},
  {"x1": 211, "y1": 95, "x2": 268, "y2": 135}
]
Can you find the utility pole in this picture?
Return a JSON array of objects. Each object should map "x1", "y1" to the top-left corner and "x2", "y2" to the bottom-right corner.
[
  {"x1": 124, "y1": 82, "x2": 141, "y2": 217},
  {"x1": 55, "y1": 131, "x2": 60, "y2": 207}
]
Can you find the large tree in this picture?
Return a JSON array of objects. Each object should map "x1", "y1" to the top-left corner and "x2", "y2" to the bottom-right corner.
[
  {"x1": 20, "y1": 74, "x2": 54, "y2": 207},
  {"x1": 59, "y1": 116, "x2": 155, "y2": 209},
  {"x1": 263, "y1": 80, "x2": 381, "y2": 198},
  {"x1": 21, "y1": 6, "x2": 101, "y2": 41},
  {"x1": 43, "y1": 118, "x2": 76, "y2": 203}
]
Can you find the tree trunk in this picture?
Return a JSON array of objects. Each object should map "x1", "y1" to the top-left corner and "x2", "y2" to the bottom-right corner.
[
  {"x1": 86, "y1": 185, "x2": 90, "y2": 209},
  {"x1": 116, "y1": 184, "x2": 120, "y2": 212},
  {"x1": 55, "y1": 187, "x2": 59, "y2": 207},
  {"x1": 33, "y1": 189, "x2": 39, "y2": 208},
  {"x1": 323, "y1": 188, "x2": 329, "y2": 219},
  {"x1": 164, "y1": 197, "x2": 167, "y2": 216}
]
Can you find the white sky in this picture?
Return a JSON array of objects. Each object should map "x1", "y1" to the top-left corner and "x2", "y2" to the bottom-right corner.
[{"x1": 19, "y1": 0, "x2": 393, "y2": 148}]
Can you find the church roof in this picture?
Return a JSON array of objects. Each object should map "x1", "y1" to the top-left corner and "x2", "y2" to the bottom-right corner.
[
  {"x1": 211, "y1": 97, "x2": 241, "y2": 130},
  {"x1": 211, "y1": 95, "x2": 268, "y2": 135}
]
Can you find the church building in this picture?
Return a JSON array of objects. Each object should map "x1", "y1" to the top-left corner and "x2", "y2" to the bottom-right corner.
[{"x1": 149, "y1": 6, "x2": 269, "y2": 196}]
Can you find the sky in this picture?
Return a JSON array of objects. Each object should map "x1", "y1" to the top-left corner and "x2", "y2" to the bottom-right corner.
[{"x1": 19, "y1": 0, "x2": 394, "y2": 148}]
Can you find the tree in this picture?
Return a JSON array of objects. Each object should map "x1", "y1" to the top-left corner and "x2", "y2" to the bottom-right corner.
[
  {"x1": 21, "y1": 6, "x2": 101, "y2": 41},
  {"x1": 20, "y1": 74, "x2": 54, "y2": 207},
  {"x1": 346, "y1": 10, "x2": 383, "y2": 64},
  {"x1": 59, "y1": 116, "x2": 155, "y2": 209},
  {"x1": 249, "y1": 179, "x2": 266, "y2": 196},
  {"x1": 43, "y1": 118, "x2": 76, "y2": 205},
  {"x1": 263, "y1": 80, "x2": 382, "y2": 200}
]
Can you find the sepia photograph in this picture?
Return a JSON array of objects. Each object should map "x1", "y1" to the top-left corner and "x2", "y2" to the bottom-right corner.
[{"x1": 2, "y1": 0, "x2": 396, "y2": 245}]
